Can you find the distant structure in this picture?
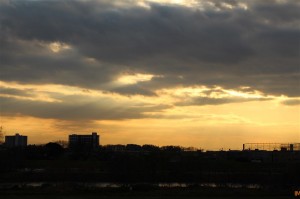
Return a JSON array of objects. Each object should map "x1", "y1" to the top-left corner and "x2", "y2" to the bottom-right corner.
[
  {"x1": 5, "y1": 133, "x2": 28, "y2": 147},
  {"x1": 69, "y1": 132, "x2": 99, "y2": 149},
  {"x1": 243, "y1": 143, "x2": 300, "y2": 151}
]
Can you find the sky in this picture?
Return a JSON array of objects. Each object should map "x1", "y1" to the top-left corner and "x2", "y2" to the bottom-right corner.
[{"x1": 0, "y1": 0, "x2": 299, "y2": 150}]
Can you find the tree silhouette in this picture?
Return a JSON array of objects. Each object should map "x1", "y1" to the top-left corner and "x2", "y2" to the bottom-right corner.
[
  {"x1": 44, "y1": 142, "x2": 64, "y2": 158},
  {"x1": 0, "y1": 126, "x2": 4, "y2": 144},
  {"x1": 54, "y1": 140, "x2": 68, "y2": 148}
]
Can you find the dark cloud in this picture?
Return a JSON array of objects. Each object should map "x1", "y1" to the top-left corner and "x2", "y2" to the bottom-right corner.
[
  {"x1": 252, "y1": 1, "x2": 300, "y2": 24},
  {"x1": 0, "y1": 94, "x2": 169, "y2": 121},
  {"x1": 0, "y1": 87, "x2": 35, "y2": 97},
  {"x1": 281, "y1": 99, "x2": 300, "y2": 106},
  {"x1": 176, "y1": 96, "x2": 272, "y2": 106},
  {"x1": 0, "y1": 0, "x2": 299, "y2": 97},
  {"x1": 110, "y1": 84, "x2": 157, "y2": 96}
]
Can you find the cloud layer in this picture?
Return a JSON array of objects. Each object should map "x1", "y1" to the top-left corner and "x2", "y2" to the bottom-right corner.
[{"x1": 1, "y1": 0, "x2": 299, "y2": 121}]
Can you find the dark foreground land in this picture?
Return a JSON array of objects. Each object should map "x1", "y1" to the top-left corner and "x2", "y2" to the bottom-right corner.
[
  {"x1": 0, "y1": 185, "x2": 296, "y2": 199},
  {"x1": 0, "y1": 144, "x2": 299, "y2": 198},
  {"x1": 0, "y1": 183, "x2": 297, "y2": 199}
]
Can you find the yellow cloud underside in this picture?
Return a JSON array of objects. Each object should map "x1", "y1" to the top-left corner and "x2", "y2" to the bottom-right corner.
[
  {"x1": 49, "y1": 42, "x2": 71, "y2": 53},
  {"x1": 1, "y1": 80, "x2": 299, "y2": 149},
  {"x1": 117, "y1": 73, "x2": 155, "y2": 85}
]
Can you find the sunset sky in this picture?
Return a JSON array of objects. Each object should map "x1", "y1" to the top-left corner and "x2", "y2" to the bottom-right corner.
[{"x1": 0, "y1": 0, "x2": 299, "y2": 150}]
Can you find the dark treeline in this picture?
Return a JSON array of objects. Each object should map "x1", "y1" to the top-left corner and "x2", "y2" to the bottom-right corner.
[{"x1": 0, "y1": 143, "x2": 299, "y2": 193}]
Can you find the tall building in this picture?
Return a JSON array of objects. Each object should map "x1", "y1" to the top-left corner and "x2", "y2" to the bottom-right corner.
[
  {"x1": 5, "y1": 133, "x2": 28, "y2": 147},
  {"x1": 69, "y1": 132, "x2": 99, "y2": 149}
]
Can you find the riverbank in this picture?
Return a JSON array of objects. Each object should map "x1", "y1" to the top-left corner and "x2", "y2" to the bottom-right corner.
[{"x1": 0, "y1": 182, "x2": 295, "y2": 199}]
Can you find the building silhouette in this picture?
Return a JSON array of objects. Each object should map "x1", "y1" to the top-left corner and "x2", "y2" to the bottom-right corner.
[
  {"x1": 69, "y1": 132, "x2": 99, "y2": 149},
  {"x1": 5, "y1": 133, "x2": 27, "y2": 147}
]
